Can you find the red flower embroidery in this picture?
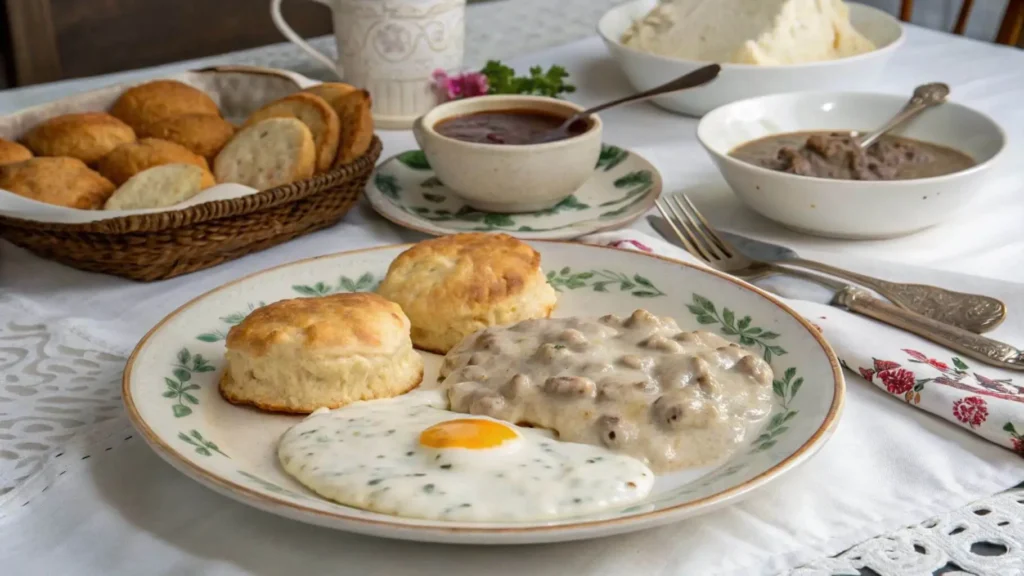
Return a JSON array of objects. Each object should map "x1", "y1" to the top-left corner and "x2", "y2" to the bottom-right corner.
[
  {"x1": 952, "y1": 396, "x2": 988, "y2": 428},
  {"x1": 874, "y1": 359, "x2": 901, "y2": 372},
  {"x1": 903, "y1": 349, "x2": 927, "y2": 361},
  {"x1": 1013, "y1": 437, "x2": 1024, "y2": 456},
  {"x1": 879, "y1": 368, "x2": 914, "y2": 395},
  {"x1": 858, "y1": 367, "x2": 875, "y2": 381},
  {"x1": 927, "y1": 359, "x2": 951, "y2": 372}
]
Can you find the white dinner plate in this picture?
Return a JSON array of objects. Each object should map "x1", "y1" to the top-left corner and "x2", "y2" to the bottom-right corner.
[
  {"x1": 123, "y1": 241, "x2": 844, "y2": 544},
  {"x1": 365, "y1": 145, "x2": 661, "y2": 239}
]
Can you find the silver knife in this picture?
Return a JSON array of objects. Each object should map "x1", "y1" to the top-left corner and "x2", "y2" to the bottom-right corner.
[
  {"x1": 647, "y1": 215, "x2": 1006, "y2": 334},
  {"x1": 646, "y1": 215, "x2": 1024, "y2": 371}
]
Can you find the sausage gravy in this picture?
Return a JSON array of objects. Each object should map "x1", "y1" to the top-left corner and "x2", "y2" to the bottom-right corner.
[{"x1": 438, "y1": 310, "x2": 775, "y2": 472}]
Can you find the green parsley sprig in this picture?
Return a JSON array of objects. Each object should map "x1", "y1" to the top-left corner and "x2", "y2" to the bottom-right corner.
[{"x1": 480, "y1": 60, "x2": 576, "y2": 98}]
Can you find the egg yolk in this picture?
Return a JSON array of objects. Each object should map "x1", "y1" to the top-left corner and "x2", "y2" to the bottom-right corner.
[{"x1": 418, "y1": 419, "x2": 519, "y2": 450}]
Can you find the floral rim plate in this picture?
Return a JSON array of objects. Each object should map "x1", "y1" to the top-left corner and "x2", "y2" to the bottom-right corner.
[
  {"x1": 122, "y1": 242, "x2": 844, "y2": 545},
  {"x1": 365, "y1": 145, "x2": 662, "y2": 239}
]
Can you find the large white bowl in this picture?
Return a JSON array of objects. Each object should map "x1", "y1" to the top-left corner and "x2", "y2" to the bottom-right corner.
[
  {"x1": 598, "y1": 0, "x2": 905, "y2": 117},
  {"x1": 697, "y1": 91, "x2": 1006, "y2": 239}
]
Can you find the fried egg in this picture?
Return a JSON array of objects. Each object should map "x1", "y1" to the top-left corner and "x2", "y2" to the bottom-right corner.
[{"x1": 277, "y1": 390, "x2": 654, "y2": 522}]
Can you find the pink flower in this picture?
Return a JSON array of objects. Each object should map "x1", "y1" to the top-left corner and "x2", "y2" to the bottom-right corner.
[
  {"x1": 927, "y1": 358, "x2": 950, "y2": 372},
  {"x1": 903, "y1": 349, "x2": 927, "y2": 361},
  {"x1": 1012, "y1": 437, "x2": 1024, "y2": 456},
  {"x1": 858, "y1": 367, "x2": 875, "y2": 381},
  {"x1": 873, "y1": 359, "x2": 900, "y2": 372},
  {"x1": 952, "y1": 396, "x2": 988, "y2": 428},
  {"x1": 879, "y1": 368, "x2": 914, "y2": 395},
  {"x1": 609, "y1": 239, "x2": 653, "y2": 253},
  {"x1": 432, "y1": 69, "x2": 489, "y2": 103}
]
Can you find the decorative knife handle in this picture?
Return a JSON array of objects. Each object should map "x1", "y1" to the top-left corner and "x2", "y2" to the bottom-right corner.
[
  {"x1": 792, "y1": 258, "x2": 1007, "y2": 334},
  {"x1": 833, "y1": 287, "x2": 1024, "y2": 371}
]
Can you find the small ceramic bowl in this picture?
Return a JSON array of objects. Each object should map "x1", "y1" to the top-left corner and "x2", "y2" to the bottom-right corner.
[
  {"x1": 697, "y1": 91, "x2": 1006, "y2": 239},
  {"x1": 598, "y1": 0, "x2": 904, "y2": 117},
  {"x1": 412, "y1": 95, "x2": 603, "y2": 213}
]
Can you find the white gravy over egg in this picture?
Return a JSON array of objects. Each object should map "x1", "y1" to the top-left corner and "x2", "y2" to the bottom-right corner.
[{"x1": 439, "y1": 310, "x2": 775, "y2": 472}]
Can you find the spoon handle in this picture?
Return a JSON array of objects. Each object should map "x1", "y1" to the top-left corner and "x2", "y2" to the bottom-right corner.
[
  {"x1": 788, "y1": 257, "x2": 1006, "y2": 333},
  {"x1": 578, "y1": 64, "x2": 721, "y2": 118},
  {"x1": 857, "y1": 82, "x2": 949, "y2": 148},
  {"x1": 833, "y1": 287, "x2": 1024, "y2": 371}
]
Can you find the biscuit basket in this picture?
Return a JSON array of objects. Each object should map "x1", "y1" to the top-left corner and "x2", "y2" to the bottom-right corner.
[{"x1": 0, "y1": 65, "x2": 382, "y2": 282}]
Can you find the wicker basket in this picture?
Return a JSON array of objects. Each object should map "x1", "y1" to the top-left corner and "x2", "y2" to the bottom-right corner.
[
  {"x1": 0, "y1": 65, "x2": 383, "y2": 282},
  {"x1": 0, "y1": 137, "x2": 381, "y2": 281}
]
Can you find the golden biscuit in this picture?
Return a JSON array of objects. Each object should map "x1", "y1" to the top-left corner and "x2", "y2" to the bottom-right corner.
[
  {"x1": 377, "y1": 233, "x2": 559, "y2": 354},
  {"x1": 20, "y1": 112, "x2": 136, "y2": 165},
  {"x1": 96, "y1": 138, "x2": 209, "y2": 186},
  {"x1": 0, "y1": 138, "x2": 33, "y2": 165},
  {"x1": 302, "y1": 83, "x2": 374, "y2": 165},
  {"x1": 214, "y1": 118, "x2": 316, "y2": 190},
  {"x1": 244, "y1": 92, "x2": 340, "y2": 173},
  {"x1": 220, "y1": 292, "x2": 424, "y2": 414},
  {"x1": 145, "y1": 114, "x2": 236, "y2": 161},
  {"x1": 104, "y1": 163, "x2": 216, "y2": 211},
  {"x1": 0, "y1": 157, "x2": 115, "y2": 209},
  {"x1": 110, "y1": 80, "x2": 220, "y2": 135}
]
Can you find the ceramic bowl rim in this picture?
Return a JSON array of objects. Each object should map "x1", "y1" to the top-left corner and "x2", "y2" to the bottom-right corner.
[
  {"x1": 415, "y1": 94, "x2": 603, "y2": 152},
  {"x1": 121, "y1": 241, "x2": 845, "y2": 538},
  {"x1": 696, "y1": 90, "x2": 1008, "y2": 188},
  {"x1": 597, "y1": 0, "x2": 906, "y2": 71}
]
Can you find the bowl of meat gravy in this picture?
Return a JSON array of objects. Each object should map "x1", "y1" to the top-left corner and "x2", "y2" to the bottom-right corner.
[
  {"x1": 697, "y1": 91, "x2": 1005, "y2": 239},
  {"x1": 413, "y1": 95, "x2": 602, "y2": 213}
]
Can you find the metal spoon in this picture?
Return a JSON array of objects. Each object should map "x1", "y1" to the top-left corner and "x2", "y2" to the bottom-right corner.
[
  {"x1": 535, "y1": 64, "x2": 722, "y2": 143},
  {"x1": 855, "y1": 82, "x2": 950, "y2": 149}
]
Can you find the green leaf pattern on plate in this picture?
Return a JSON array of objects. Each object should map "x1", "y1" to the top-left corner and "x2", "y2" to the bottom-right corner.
[
  {"x1": 596, "y1": 144, "x2": 628, "y2": 171},
  {"x1": 546, "y1": 267, "x2": 665, "y2": 298},
  {"x1": 178, "y1": 429, "x2": 228, "y2": 457},
  {"x1": 687, "y1": 294, "x2": 787, "y2": 362},
  {"x1": 164, "y1": 348, "x2": 216, "y2": 418},
  {"x1": 375, "y1": 173, "x2": 401, "y2": 199},
  {"x1": 196, "y1": 302, "x2": 265, "y2": 342},
  {"x1": 396, "y1": 150, "x2": 431, "y2": 170},
  {"x1": 293, "y1": 273, "x2": 379, "y2": 297}
]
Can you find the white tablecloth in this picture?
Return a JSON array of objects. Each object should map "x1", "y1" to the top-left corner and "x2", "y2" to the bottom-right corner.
[{"x1": 2, "y1": 3, "x2": 1024, "y2": 575}]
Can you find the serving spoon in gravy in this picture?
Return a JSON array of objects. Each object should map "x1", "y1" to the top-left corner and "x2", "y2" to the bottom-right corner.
[
  {"x1": 855, "y1": 82, "x2": 950, "y2": 149},
  {"x1": 533, "y1": 63, "x2": 722, "y2": 143}
]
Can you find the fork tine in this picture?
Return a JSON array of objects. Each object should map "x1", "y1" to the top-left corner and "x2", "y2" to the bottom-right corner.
[
  {"x1": 667, "y1": 195, "x2": 728, "y2": 260},
  {"x1": 679, "y1": 194, "x2": 734, "y2": 257},
  {"x1": 654, "y1": 198, "x2": 710, "y2": 261}
]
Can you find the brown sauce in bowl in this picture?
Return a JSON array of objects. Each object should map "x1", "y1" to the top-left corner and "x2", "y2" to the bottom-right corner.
[
  {"x1": 730, "y1": 131, "x2": 976, "y2": 180},
  {"x1": 434, "y1": 109, "x2": 588, "y2": 145}
]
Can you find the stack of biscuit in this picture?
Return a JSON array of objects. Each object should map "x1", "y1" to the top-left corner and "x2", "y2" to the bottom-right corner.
[{"x1": 0, "y1": 79, "x2": 374, "y2": 212}]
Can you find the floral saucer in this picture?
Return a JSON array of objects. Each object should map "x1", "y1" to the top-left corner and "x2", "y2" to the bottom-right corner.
[{"x1": 365, "y1": 144, "x2": 662, "y2": 239}]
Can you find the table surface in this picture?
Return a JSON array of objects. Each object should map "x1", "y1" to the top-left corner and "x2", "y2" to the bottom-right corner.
[{"x1": 2, "y1": 1, "x2": 1023, "y2": 574}]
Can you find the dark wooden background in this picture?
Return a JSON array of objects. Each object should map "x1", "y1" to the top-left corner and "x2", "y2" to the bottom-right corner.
[{"x1": 0, "y1": 0, "x2": 334, "y2": 88}]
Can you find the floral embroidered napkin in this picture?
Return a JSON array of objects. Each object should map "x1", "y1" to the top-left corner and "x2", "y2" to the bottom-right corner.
[{"x1": 583, "y1": 231, "x2": 1024, "y2": 456}]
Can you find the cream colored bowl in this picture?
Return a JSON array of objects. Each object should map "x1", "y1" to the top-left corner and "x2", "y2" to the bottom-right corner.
[
  {"x1": 697, "y1": 91, "x2": 1006, "y2": 239},
  {"x1": 412, "y1": 95, "x2": 603, "y2": 213},
  {"x1": 598, "y1": 0, "x2": 905, "y2": 117}
]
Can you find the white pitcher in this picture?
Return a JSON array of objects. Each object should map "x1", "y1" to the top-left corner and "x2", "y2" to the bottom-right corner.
[{"x1": 271, "y1": 0, "x2": 465, "y2": 129}]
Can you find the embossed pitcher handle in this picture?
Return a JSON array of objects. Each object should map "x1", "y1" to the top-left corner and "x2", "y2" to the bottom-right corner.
[{"x1": 270, "y1": 0, "x2": 342, "y2": 78}]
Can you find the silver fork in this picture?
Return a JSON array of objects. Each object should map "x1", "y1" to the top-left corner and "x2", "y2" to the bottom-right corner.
[{"x1": 655, "y1": 193, "x2": 1024, "y2": 371}]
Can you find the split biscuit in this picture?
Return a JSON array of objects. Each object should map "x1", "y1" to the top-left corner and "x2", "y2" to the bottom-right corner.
[
  {"x1": 103, "y1": 163, "x2": 216, "y2": 211},
  {"x1": 244, "y1": 92, "x2": 340, "y2": 173},
  {"x1": 214, "y1": 118, "x2": 316, "y2": 190}
]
